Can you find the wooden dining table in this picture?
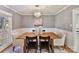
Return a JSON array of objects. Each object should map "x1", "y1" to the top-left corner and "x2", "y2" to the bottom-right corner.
[
  {"x1": 17, "y1": 32, "x2": 59, "y2": 40},
  {"x1": 17, "y1": 32, "x2": 59, "y2": 53}
]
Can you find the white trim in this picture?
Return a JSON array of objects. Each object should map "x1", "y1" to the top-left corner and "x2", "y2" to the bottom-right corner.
[
  {"x1": 55, "y1": 5, "x2": 71, "y2": 15},
  {"x1": 3, "y1": 5, "x2": 22, "y2": 15},
  {"x1": 0, "y1": 9, "x2": 12, "y2": 16}
]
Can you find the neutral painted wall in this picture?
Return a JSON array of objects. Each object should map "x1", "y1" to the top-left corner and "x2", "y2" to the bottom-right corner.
[
  {"x1": 55, "y1": 5, "x2": 79, "y2": 32},
  {"x1": 43, "y1": 15, "x2": 55, "y2": 28},
  {"x1": 0, "y1": 6, "x2": 22, "y2": 29},
  {"x1": 21, "y1": 15, "x2": 55, "y2": 28},
  {"x1": 0, "y1": 5, "x2": 79, "y2": 31},
  {"x1": 0, "y1": 6, "x2": 55, "y2": 29}
]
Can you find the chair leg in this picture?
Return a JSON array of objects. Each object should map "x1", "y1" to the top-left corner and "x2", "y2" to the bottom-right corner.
[
  {"x1": 27, "y1": 47, "x2": 29, "y2": 53},
  {"x1": 50, "y1": 45, "x2": 54, "y2": 53},
  {"x1": 47, "y1": 44, "x2": 50, "y2": 53},
  {"x1": 40, "y1": 48, "x2": 41, "y2": 53},
  {"x1": 23, "y1": 46, "x2": 26, "y2": 53},
  {"x1": 48, "y1": 46, "x2": 50, "y2": 53},
  {"x1": 48, "y1": 48, "x2": 50, "y2": 53},
  {"x1": 35, "y1": 48, "x2": 37, "y2": 53}
]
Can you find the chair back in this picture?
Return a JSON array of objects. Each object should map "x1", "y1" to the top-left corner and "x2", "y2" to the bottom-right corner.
[
  {"x1": 61, "y1": 33, "x2": 66, "y2": 45},
  {"x1": 24, "y1": 36, "x2": 38, "y2": 53},
  {"x1": 39, "y1": 36, "x2": 53, "y2": 53},
  {"x1": 39, "y1": 36, "x2": 50, "y2": 40},
  {"x1": 54, "y1": 33, "x2": 66, "y2": 46},
  {"x1": 39, "y1": 36, "x2": 51, "y2": 45},
  {"x1": 42, "y1": 30, "x2": 45, "y2": 32},
  {"x1": 32, "y1": 30, "x2": 35, "y2": 32},
  {"x1": 26, "y1": 36, "x2": 37, "y2": 43}
]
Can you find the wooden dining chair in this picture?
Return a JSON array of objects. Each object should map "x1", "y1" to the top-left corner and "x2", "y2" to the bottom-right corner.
[
  {"x1": 32, "y1": 30, "x2": 35, "y2": 32},
  {"x1": 23, "y1": 36, "x2": 38, "y2": 53},
  {"x1": 39, "y1": 36, "x2": 53, "y2": 53},
  {"x1": 42, "y1": 30, "x2": 45, "y2": 32}
]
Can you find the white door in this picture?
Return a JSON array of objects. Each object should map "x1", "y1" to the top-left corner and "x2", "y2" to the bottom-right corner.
[{"x1": 72, "y1": 8, "x2": 79, "y2": 52}]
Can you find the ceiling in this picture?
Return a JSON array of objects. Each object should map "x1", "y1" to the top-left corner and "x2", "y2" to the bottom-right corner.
[{"x1": 4, "y1": 5, "x2": 70, "y2": 15}]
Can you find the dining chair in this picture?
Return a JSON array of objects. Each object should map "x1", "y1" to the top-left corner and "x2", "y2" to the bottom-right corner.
[
  {"x1": 39, "y1": 36, "x2": 53, "y2": 53},
  {"x1": 23, "y1": 36, "x2": 38, "y2": 53},
  {"x1": 54, "y1": 33, "x2": 66, "y2": 49},
  {"x1": 32, "y1": 30, "x2": 35, "y2": 32},
  {"x1": 42, "y1": 30, "x2": 45, "y2": 32}
]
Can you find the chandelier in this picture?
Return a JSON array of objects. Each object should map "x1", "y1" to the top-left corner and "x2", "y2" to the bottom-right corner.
[
  {"x1": 34, "y1": 11, "x2": 41, "y2": 18},
  {"x1": 34, "y1": 5, "x2": 43, "y2": 27}
]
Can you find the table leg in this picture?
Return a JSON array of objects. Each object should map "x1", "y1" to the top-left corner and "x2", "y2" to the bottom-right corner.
[{"x1": 37, "y1": 35, "x2": 40, "y2": 53}]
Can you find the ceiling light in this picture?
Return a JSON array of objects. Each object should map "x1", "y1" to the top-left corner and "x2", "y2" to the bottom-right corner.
[{"x1": 34, "y1": 11, "x2": 41, "y2": 18}]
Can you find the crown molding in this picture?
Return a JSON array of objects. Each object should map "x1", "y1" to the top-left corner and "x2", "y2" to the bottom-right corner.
[
  {"x1": 3, "y1": 5, "x2": 71, "y2": 16},
  {"x1": 3, "y1": 5, "x2": 23, "y2": 15},
  {"x1": 0, "y1": 9, "x2": 12, "y2": 16},
  {"x1": 55, "y1": 5, "x2": 71, "y2": 15}
]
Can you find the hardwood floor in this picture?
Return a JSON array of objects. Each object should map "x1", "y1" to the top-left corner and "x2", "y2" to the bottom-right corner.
[
  {"x1": 2, "y1": 38, "x2": 74, "y2": 53},
  {"x1": 63, "y1": 45, "x2": 75, "y2": 53},
  {"x1": 0, "y1": 43, "x2": 13, "y2": 53}
]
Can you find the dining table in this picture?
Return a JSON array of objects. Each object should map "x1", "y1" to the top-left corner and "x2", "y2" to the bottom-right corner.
[
  {"x1": 17, "y1": 32, "x2": 59, "y2": 53},
  {"x1": 17, "y1": 32, "x2": 59, "y2": 40}
]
